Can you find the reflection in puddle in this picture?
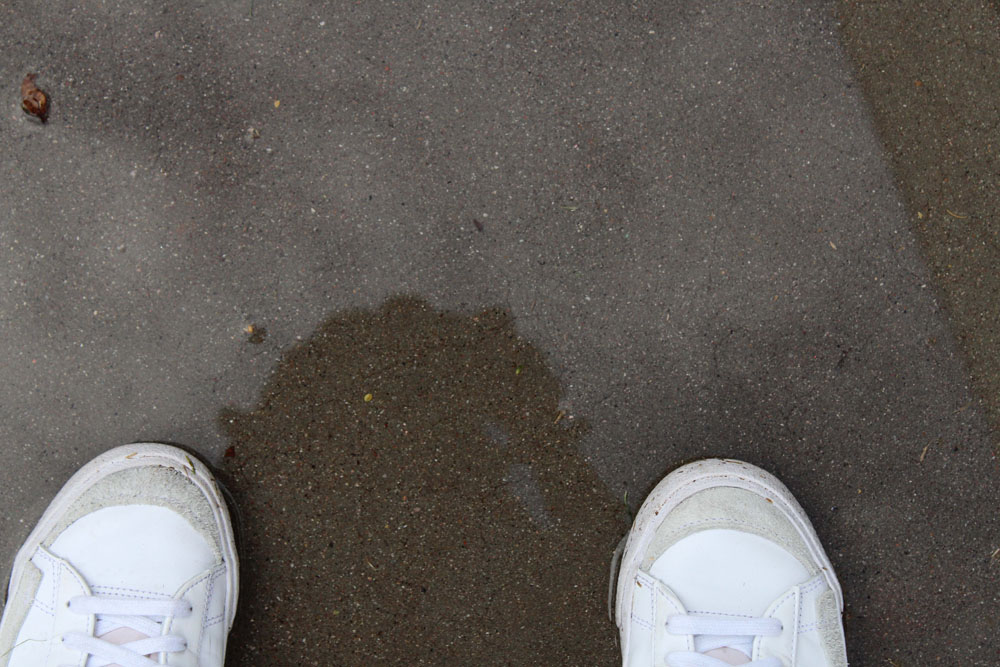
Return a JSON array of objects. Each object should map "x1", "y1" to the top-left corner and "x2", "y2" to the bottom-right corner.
[{"x1": 220, "y1": 297, "x2": 624, "y2": 665}]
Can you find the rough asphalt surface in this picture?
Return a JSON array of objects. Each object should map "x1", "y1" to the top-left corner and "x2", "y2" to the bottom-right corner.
[
  {"x1": 0, "y1": 1, "x2": 997, "y2": 665},
  {"x1": 838, "y1": 0, "x2": 1000, "y2": 454}
]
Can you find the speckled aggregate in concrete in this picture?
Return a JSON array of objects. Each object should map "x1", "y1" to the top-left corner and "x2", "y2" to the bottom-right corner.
[{"x1": 0, "y1": 1, "x2": 996, "y2": 664}]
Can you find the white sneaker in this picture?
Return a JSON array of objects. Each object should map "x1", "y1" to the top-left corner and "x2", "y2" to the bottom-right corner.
[
  {"x1": 613, "y1": 459, "x2": 848, "y2": 667},
  {"x1": 0, "y1": 443, "x2": 239, "y2": 667}
]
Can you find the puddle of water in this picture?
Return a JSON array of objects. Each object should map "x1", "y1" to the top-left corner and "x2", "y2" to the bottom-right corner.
[{"x1": 220, "y1": 296, "x2": 624, "y2": 664}]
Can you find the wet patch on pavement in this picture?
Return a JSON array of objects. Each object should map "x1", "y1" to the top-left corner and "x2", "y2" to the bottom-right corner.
[{"x1": 219, "y1": 296, "x2": 625, "y2": 665}]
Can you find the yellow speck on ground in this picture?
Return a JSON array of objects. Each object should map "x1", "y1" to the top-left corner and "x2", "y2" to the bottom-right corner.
[
  {"x1": 364, "y1": 393, "x2": 373, "y2": 402},
  {"x1": 274, "y1": 99, "x2": 281, "y2": 108}
]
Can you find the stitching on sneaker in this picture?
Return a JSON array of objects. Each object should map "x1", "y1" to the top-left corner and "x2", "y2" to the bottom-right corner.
[
  {"x1": 30, "y1": 551, "x2": 58, "y2": 615},
  {"x1": 202, "y1": 571, "x2": 216, "y2": 631},
  {"x1": 685, "y1": 610, "x2": 757, "y2": 619},
  {"x1": 798, "y1": 618, "x2": 839, "y2": 633},
  {"x1": 800, "y1": 576, "x2": 825, "y2": 594},
  {"x1": 631, "y1": 572, "x2": 656, "y2": 630},
  {"x1": 189, "y1": 565, "x2": 226, "y2": 657},
  {"x1": 657, "y1": 585, "x2": 684, "y2": 616},
  {"x1": 795, "y1": 576, "x2": 827, "y2": 634},
  {"x1": 34, "y1": 550, "x2": 58, "y2": 610},
  {"x1": 768, "y1": 587, "x2": 797, "y2": 616},
  {"x1": 50, "y1": 556, "x2": 61, "y2": 617},
  {"x1": 194, "y1": 579, "x2": 210, "y2": 656},
  {"x1": 795, "y1": 576, "x2": 829, "y2": 633},
  {"x1": 91, "y1": 585, "x2": 173, "y2": 600},
  {"x1": 793, "y1": 585, "x2": 801, "y2": 658},
  {"x1": 199, "y1": 566, "x2": 223, "y2": 635}
]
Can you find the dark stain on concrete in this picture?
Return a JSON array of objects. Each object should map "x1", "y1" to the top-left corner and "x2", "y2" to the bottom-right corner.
[{"x1": 219, "y1": 296, "x2": 625, "y2": 665}]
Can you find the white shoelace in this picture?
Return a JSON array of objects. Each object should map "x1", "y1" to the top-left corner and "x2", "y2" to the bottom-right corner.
[
  {"x1": 61, "y1": 595, "x2": 192, "y2": 667},
  {"x1": 665, "y1": 614, "x2": 783, "y2": 667}
]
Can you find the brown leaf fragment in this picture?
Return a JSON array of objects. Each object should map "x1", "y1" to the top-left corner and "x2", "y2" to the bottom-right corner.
[{"x1": 21, "y1": 73, "x2": 49, "y2": 122}]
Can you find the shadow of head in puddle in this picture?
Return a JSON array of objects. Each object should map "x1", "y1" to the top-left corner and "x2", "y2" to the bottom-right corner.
[{"x1": 219, "y1": 296, "x2": 625, "y2": 665}]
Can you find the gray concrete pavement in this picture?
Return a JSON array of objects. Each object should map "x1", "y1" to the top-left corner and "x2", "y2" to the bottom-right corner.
[{"x1": 1, "y1": 1, "x2": 997, "y2": 664}]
